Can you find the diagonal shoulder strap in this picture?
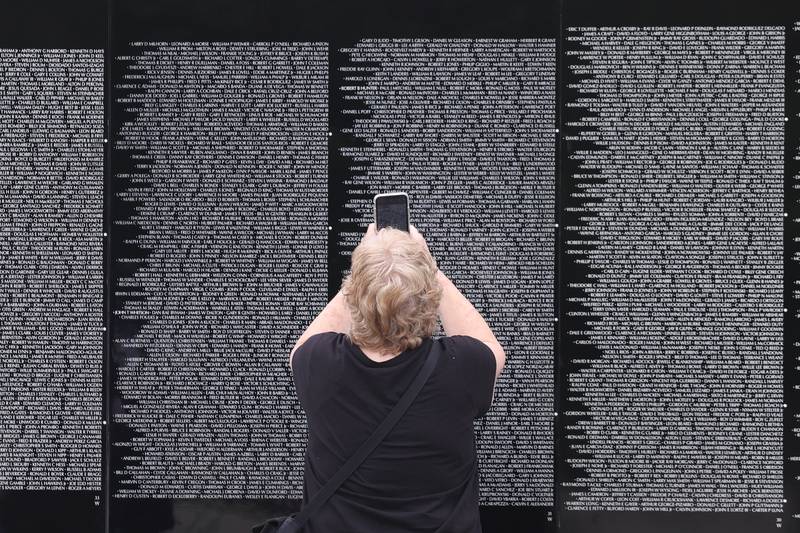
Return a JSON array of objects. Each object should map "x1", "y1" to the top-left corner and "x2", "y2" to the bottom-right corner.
[{"x1": 279, "y1": 341, "x2": 438, "y2": 533}]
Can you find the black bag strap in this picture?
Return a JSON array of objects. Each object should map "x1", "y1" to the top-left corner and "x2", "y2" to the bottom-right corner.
[{"x1": 278, "y1": 341, "x2": 438, "y2": 533}]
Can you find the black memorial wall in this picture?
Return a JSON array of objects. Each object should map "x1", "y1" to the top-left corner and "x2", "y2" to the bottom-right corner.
[{"x1": 0, "y1": 0, "x2": 799, "y2": 532}]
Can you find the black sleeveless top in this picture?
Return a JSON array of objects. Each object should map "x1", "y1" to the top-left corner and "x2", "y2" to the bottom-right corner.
[{"x1": 290, "y1": 331, "x2": 497, "y2": 533}]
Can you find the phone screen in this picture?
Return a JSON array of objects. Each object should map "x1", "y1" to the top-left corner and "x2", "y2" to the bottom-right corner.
[{"x1": 375, "y1": 194, "x2": 409, "y2": 232}]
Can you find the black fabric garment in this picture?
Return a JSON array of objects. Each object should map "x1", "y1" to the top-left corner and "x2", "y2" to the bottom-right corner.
[{"x1": 290, "y1": 331, "x2": 497, "y2": 533}]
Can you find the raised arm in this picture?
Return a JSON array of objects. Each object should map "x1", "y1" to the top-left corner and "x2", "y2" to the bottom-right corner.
[
  {"x1": 435, "y1": 269, "x2": 506, "y2": 380},
  {"x1": 408, "y1": 225, "x2": 506, "y2": 380},
  {"x1": 288, "y1": 223, "x2": 379, "y2": 367}
]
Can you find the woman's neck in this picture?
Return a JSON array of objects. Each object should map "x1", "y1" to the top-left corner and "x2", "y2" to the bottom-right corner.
[{"x1": 359, "y1": 346, "x2": 401, "y2": 362}]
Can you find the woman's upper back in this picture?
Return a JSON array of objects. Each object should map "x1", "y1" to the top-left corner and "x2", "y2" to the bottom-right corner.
[{"x1": 290, "y1": 331, "x2": 497, "y2": 533}]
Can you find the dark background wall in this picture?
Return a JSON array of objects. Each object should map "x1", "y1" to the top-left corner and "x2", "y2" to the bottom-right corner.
[{"x1": 0, "y1": 1, "x2": 799, "y2": 532}]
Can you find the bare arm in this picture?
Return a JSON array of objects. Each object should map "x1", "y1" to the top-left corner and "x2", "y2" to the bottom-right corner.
[
  {"x1": 408, "y1": 224, "x2": 506, "y2": 380},
  {"x1": 435, "y1": 268, "x2": 506, "y2": 380},
  {"x1": 289, "y1": 224, "x2": 380, "y2": 368}
]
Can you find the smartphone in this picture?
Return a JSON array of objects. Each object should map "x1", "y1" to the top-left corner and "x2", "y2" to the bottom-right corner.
[{"x1": 374, "y1": 192, "x2": 410, "y2": 232}]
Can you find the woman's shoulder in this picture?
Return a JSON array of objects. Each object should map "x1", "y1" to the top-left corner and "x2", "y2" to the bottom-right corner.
[
  {"x1": 290, "y1": 331, "x2": 349, "y2": 372},
  {"x1": 433, "y1": 335, "x2": 496, "y2": 383},
  {"x1": 437, "y1": 334, "x2": 496, "y2": 359},
  {"x1": 296, "y1": 330, "x2": 347, "y2": 351}
]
